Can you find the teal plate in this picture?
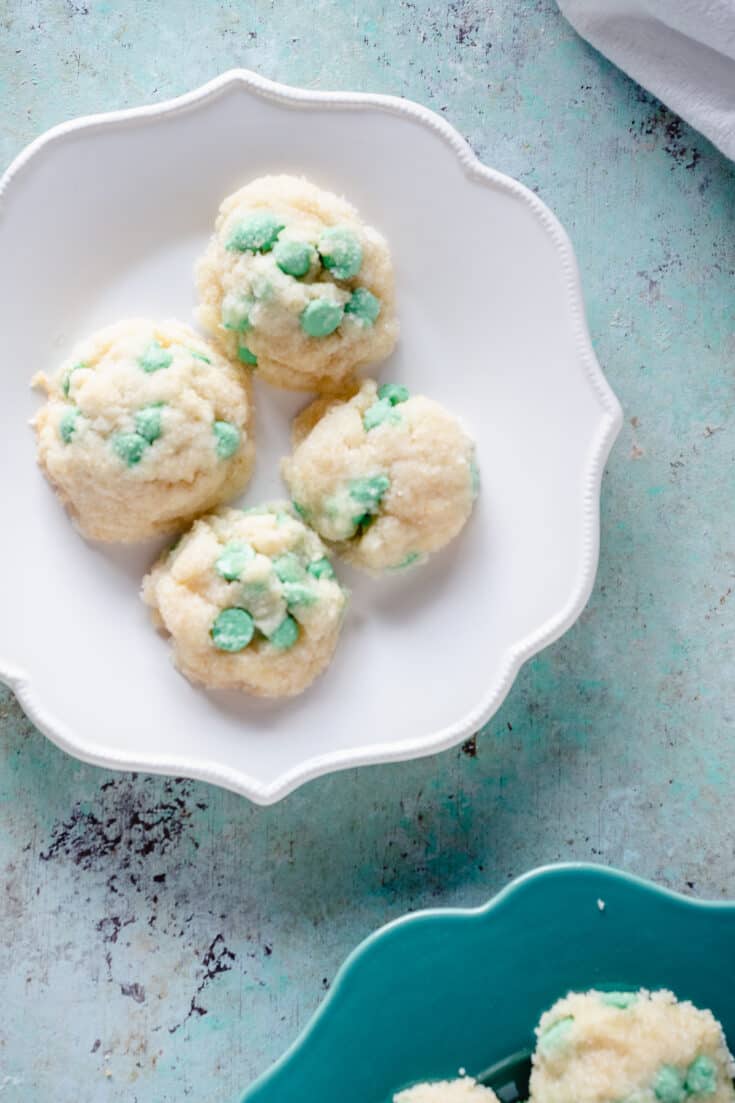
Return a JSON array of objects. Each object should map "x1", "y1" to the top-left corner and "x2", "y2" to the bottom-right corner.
[{"x1": 241, "y1": 864, "x2": 735, "y2": 1103}]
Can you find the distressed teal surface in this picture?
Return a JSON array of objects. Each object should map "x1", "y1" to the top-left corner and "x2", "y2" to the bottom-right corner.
[{"x1": 1, "y1": 2, "x2": 734, "y2": 1101}]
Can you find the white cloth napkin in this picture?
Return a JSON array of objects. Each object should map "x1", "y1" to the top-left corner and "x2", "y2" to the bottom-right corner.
[{"x1": 557, "y1": 0, "x2": 735, "y2": 160}]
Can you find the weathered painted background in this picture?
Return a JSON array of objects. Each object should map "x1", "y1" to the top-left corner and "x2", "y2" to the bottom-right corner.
[{"x1": 1, "y1": 1, "x2": 734, "y2": 1100}]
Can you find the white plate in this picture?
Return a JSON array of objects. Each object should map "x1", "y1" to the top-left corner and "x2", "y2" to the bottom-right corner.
[{"x1": 0, "y1": 71, "x2": 622, "y2": 804}]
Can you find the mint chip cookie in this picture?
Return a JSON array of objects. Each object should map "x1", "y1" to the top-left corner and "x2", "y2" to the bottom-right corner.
[
  {"x1": 395, "y1": 1080, "x2": 499, "y2": 1102},
  {"x1": 281, "y1": 379, "x2": 478, "y2": 573},
  {"x1": 530, "y1": 989, "x2": 735, "y2": 1103},
  {"x1": 32, "y1": 319, "x2": 254, "y2": 542},
  {"x1": 196, "y1": 175, "x2": 398, "y2": 392},
  {"x1": 142, "y1": 503, "x2": 348, "y2": 696}
]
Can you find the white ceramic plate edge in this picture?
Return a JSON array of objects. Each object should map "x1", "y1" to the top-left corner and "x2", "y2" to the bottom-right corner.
[{"x1": 0, "y1": 69, "x2": 623, "y2": 804}]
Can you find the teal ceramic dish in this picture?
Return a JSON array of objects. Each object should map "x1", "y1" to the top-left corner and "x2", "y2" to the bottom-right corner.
[{"x1": 241, "y1": 864, "x2": 735, "y2": 1103}]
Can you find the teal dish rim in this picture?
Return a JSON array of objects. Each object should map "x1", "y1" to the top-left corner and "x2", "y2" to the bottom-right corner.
[{"x1": 241, "y1": 863, "x2": 735, "y2": 1103}]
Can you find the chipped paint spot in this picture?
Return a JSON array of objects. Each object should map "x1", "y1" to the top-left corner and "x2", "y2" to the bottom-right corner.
[
  {"x1": 120, "y1": 981, "x2": 146, "y2": 1003},
  {"x1": 169, "y1": 935, "x2": 236, "y2": 1034},
  {"x1": 631, "y1": 88, "x2": 702, "y2": 169}
]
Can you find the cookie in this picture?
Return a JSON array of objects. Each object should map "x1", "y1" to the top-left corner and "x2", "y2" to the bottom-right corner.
[
  {"x1": 196, "y1": 175, "x2": 398, "y2": 392},
  {"x1": 142, "y1": 503, "x2": 348, "y2": 696},
  {"x1": 530, "y1": 989, "x2": 735, "y2": 1103},
  {"x1": 32, "y1": 319, "x2": 254, "y2": 542},
  {"x1": 281, "y1": 379, "x2": 478, "y2": 573}
]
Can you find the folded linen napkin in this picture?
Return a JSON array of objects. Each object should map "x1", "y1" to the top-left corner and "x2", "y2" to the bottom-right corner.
[{"x1": 557, "y1": 0, "x2": 735, "y2": 160}]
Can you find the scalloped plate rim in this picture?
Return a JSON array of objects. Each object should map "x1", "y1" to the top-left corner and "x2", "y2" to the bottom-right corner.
[
  {"x1": 241, "y1": 863, "x2": 735, "y2": 1100},
  {"x1": 0, "y1": 69, "x2": 623, "y2": 804}
]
